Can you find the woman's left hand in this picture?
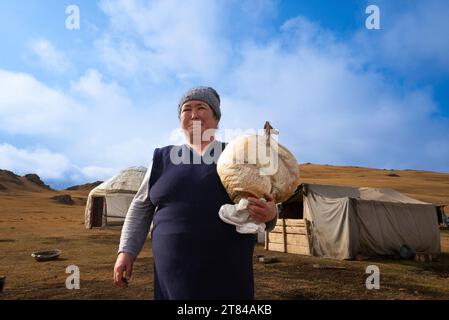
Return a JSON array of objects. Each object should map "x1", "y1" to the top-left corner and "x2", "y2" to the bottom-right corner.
[{"x1": 247, "y1": 193, "x2": 277, "y2": 223}]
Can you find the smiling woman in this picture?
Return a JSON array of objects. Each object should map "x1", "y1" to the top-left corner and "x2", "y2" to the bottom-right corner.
[
  {"x1": 113, "y1": 86, "x2": 278, "y2": 300},
  {"x1": 178, "y1": 87, "x2": 221, "y2": 153}
]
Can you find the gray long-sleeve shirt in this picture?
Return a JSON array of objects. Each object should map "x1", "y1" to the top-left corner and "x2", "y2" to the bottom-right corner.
[
  {"x1": 118, "y1": 161, "x2": 155, "y2": 258},
  {"x1": 118, "y1": 152, "x2": 279, "y2": 259}
]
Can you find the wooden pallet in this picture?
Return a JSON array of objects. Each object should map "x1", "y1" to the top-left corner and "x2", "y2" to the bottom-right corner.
[{"x1": 266, "y1": 219, "x2": 312, "y2": 256}]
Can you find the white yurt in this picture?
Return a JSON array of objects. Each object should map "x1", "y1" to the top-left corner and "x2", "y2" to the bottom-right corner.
[{"x1": 84, "y1": 166, "x2": 147, "y2": 228}]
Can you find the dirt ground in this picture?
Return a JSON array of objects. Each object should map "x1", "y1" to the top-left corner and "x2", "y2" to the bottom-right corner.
[{"x1": 1, "y1": 164, "x2": 449, "y2": 300}]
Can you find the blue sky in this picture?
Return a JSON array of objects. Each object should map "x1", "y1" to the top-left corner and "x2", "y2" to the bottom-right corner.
[{"x1": 0, "y1": 0, "x2": 448, "y2": 189}]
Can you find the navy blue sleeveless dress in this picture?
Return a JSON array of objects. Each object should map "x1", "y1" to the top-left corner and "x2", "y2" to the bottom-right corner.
[{"x1": 148, "y1": 142, "x2": 256, "y2": 300}]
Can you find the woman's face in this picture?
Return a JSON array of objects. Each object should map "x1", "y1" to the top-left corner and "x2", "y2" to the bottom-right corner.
[{"x1": 180, "y1": 100, "x2": 219, "y2": 142}]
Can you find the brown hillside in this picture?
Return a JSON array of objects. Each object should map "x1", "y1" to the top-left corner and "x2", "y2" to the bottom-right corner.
[
  {"x1": 0, "y1": 170, "x2": 55, "y2": 193},
  {"x1": 65, "y1": 181, "x2": 103, "y2": 192}
]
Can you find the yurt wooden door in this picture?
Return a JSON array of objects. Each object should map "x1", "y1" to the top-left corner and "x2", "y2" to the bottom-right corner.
[{"x1": 92, "y1": 196, "x2": 105, "y2": 227}]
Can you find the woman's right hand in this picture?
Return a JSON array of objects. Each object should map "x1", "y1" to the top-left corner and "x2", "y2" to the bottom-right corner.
[{"x1": 114, "y1": 252, "x2": 134, "y2": 288}]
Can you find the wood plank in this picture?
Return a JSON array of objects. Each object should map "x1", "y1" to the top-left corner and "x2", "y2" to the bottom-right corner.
[
  {"x1": 281, "y1": 215, "x2": 287, "y2": 253},
  {"x1": 272, "y1": 226, "x2": 307, "y2": 234},
  {"x1": 264, "y1": 231, "x2": 268, "y2": 250},
  {"x1": 275, "y1": 219, "x2": 305, "y2": 227},
  {"x1": 268, "y1": 242, "x2": 311, "y2": 255},
  {"x1": 268, "y1": 233, "x2": 310, "y2": 247}
]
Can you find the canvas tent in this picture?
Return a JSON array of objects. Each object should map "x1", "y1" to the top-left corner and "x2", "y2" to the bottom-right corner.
[
  {"x1": 85, "y1": 166, "x2": 147, "y2": 229},
  {"x1": 266, "y1": 183, "x2": 441, "y2": 260}
]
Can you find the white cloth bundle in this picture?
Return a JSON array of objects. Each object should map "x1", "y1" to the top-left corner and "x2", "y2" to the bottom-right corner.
[{"x1": 218, "y1": 198, "x2": 266, "y2": 234}]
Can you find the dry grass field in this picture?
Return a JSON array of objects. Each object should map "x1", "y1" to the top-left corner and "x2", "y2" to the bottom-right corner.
[{"x1": 0, "y1": 164, "x2": 448, "y2": 300}]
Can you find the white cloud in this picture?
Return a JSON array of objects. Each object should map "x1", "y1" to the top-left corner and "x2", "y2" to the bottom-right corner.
[
  {"x1": 0, "y1": 143, "x2": 135, "y2": 185},
  {"x1": 28, "y1": 39, "x2": 71, "y2": 73},
  {"x1": 96, "y1": 0, "x2": 232, "y2": 82},
  {"x1": 218, "y1": 15, "x2": 449, "y2": 172},
  {"x1": 70, "y1": 68, "x2": 132, "y2": 111},
  {"x1": 94, "y1": 36, "x2": 145, "y2": 78},
  {"x1": 80, "y1": 166, "x2": 117, "y2": 181},
  {"x1": 0, "y1": 69, "x2": 83, "y2": 136},
  {"x1": 0, "y1": 67, "x2": 173, "y2": 185},
  {"x1": 0, "y1": 143, "x2": 71, "y2": 179}
]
